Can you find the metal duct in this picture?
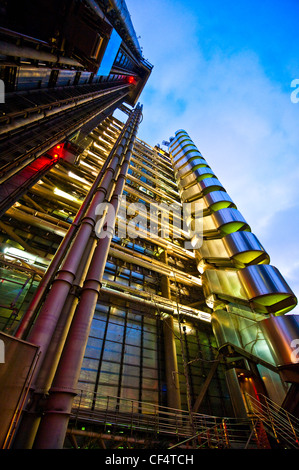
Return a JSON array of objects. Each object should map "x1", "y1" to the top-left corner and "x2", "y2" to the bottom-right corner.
[
  {"x1": 0, "y1": 84, "x2": 129, "y2": 136},
  {"x1": 203, "y1": 265, "x2": 297, "y2": 315},
  {"x1": 6, "y1": 207, "x2": 68, "y2": 237},
  {"x1": 0, "y1": 41, "x2": 82, "y2": 67},
  {"x1": 108, "y1": 245, "x2": 202, "y2": 287},
  {"x1": 109, "y1": 0, "x2": 142, "y2": 57},
  {"x1": 195, "y1": 231, "x2": 270, "y2": 271},
  {"x1": 100, "y1": 282, "x2": 211, "y2": 322}
]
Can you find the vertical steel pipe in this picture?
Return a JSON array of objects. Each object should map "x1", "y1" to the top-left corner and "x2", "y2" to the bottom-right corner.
[
  {"x1": 161, "y1": 250, "x2": 182, "y2": 411},
  {"x1": 33, "y1": 105, "x2": 142, "y2": 449},
  {"x1": 15, "y1": 99, "x2": 132, "y2": 340},
  {"x1": 23, "y1": 114, "x2": 134, "y2": 357},
  {"x1": 12, "y1": 109, "x2": 138, "y2": 449}
]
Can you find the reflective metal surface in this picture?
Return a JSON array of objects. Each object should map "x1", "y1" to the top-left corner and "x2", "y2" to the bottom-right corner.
[
  {"x1": 239, "y1": 265, "x2": 297, "y2": 314},
  {"x1": 203, "y1": 265, "x2": 297, "y2": 314},
  {"x1": 170, "y1": 129, "x2": 298, "y2": 316},
  {"x1": 174, "y1": 156, "x2": 208, "y2": 178},
  {"x1": 203, "y1": 190, "x2": 236, "y2": 212},
  {"x1": 195, "y1": 231, "x2": 270, "y2": 271},
  {"x1": 172, "y1": 144, "x2": 197, "y2": 162},
  {"x1": 203, "y1": 268, "x2": 247, "y2": 304},
  {"x1": 212, "y1": 208, "x2": 250, "y2": 234},
  {"x1": 224, "y1": 231, "x2": 267, "y2": 257},
  {"x1": 179, "y1": 167, "x2": 215, "y2": 189},
  {"x1": 173, "y1": 151, "x2": 203, "y2": 170},
  {"x1": 259, "y1": 314, "x2": 299, "y2": 367},
  {"x1": 180, "y1": 177, "x2": 225, "y2": 202},
  {"x1": 211, "y1": 308, "x2": 277, "y2": 367}
]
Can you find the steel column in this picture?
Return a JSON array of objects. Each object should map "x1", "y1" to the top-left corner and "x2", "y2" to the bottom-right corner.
[
  {"x1": 12, "y1": 108, "x2": 138, "y2": 449},
  {"x1": 161, "y1": 250, "x2": 182, "y2": 411},
  {"x1": 15, "y1": 108, "x2": 133, "y2": 340},
  {"x1": 31, "y1": 105, "x2": 142, "y2": 448}
]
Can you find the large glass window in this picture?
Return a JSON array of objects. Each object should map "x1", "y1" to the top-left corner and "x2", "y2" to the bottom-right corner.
[
  {"x1": 77, "y1": 304, "x2": 163, "y2": 414},
  {"x1": 174, "y1": 319, "x2": 234, "y2": 417}
]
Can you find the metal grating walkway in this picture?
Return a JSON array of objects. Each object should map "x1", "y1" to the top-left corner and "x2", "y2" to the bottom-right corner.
[{"x1": 68, "y1": 391, "x2": 272, "y2": 449}]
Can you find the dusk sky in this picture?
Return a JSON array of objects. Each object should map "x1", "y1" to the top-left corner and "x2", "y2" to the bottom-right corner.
[{"x1": 117, "y1": 0, "x2": 299, "y2": 313}]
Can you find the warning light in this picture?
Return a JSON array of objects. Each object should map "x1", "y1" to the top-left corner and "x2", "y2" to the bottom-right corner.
[
  {"x1": 48, "y1": 143, "x2": 64, "y2": 160},
  {"x1": 128, "y1": 76, "x2": 135, "y2": 84}
]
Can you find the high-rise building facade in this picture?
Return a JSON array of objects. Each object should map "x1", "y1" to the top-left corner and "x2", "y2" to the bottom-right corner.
[{"x1": 0, "y1": 1, "x2": 298, "y2": 450}]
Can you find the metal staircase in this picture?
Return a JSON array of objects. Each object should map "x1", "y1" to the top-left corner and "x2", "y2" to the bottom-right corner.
[
  {"x1": 67, "y1": 391, "x2": 275, "y2": 449},
  {"x1": 245, "y1": 393, "x2": 299, "y2": 449}
]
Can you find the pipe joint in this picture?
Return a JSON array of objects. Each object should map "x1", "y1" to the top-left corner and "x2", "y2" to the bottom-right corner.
[
  {"x1": 54, "y1": 269, "x2": 76, "y2": 286},
  {"x1": 94, "y1": 186, "x2": 108, "y2": 197},
  {"x1": 80, "y1": 216, "x2": 96, "y2": 228},
  {"x1": 82, "y1": 278, "x2": 102, "y2": 294},
  {"x1": 49, "y1": 387, "x2": 78, "y2": 397},
  {"x1": 69, "y1": 284, "x2": 82, "y2": 299}
]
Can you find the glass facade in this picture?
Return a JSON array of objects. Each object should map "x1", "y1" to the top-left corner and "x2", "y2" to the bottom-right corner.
[
  {"x1": 173, "y1": 319, "x2": 233, "y2": 417},
  {"x1": 78, "y1": 303, "x2": 162, "y2": 412}
]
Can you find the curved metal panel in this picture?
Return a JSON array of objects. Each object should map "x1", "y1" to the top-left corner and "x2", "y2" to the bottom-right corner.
[
  {"x1": 212, "y1": 208, "x2": 250, "y2": 234},
  {"x1": 175, "y1": 129, "x2": 188, "y2": 137},
  {"x1": 202, "y1": 268, "x2": 248, "y2": 302},
  {"x1": 172, "y1": 154, "x2": 190, "y2": 171},
  {"x1": 224, "y1": 231, "x2": 263, "y2": 254},
  {"x1": 173, "y1": 154, "x2": 207, "y2": 174},
  {"x1": 170, "y1": 128, "x2": 298, "y2": 317},
  {"x1": 172, "y1": 143, "x2": 197, "y2": 161},
  {"x1": 195, "y1": 231, "x2": 269, "y2": 271},
  {"x1": 175, "y1": 159, "x2": 209, "y2": 180},
  {"x1": 171, "y1": 139, "x2": 194, "y2": 155},
  {"x1": 202, "y1": 265, "x2": 297, "y2": 314},
  {"x1": 173, "y1": 152, "x2": 202, "y2": 171},
  {"x1": 224, "y1": 231, "x2": 270, "y2": 265},
  {"x1": 180, "y1": 177, "x2": 225, "y2": 202},
  {"x1": 195, "y1": 167, "x2": 215, "y2": 181},
  {"x1": 172, "y1": 148, "x2": 203, "y2": 164},
  {"x1": 259, "y1": 315, "x2": 299, "y2": 366},
  {"x1": 179, "y1": 167, "x2": 215, "y2": 189},
  {"x1": 189, "y1": 158, "x2": 210, "y2": 169},
  {"x1": 211, "y1": 309, "x2": 277, "y2": 367},
  {"x1": 195, "y1": 238, "x2": 228, "y2": 271},
  {"x1": 238, "y1": 265, "x2": 297, "y2": 313},
  {"x1": 202, "y1": 213, "x2": 218, "y2": 233},
  {"x1": 203, "y1": 190, "x2": 236, "y2": 212}
]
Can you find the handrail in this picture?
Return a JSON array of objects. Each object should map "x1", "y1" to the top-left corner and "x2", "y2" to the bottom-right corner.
[
  {"x1": 258, "y1": 393, "x2": 299, "y2": 425},
  {"x1": 169, "y1": 424, "x2": 226, "y2": 449},
  {"x1": 245, "y1": 393, "x2": 299, "y2": 448},
  {"x1": 70, "y1": 390, "x2": 270, "y2": 449}
]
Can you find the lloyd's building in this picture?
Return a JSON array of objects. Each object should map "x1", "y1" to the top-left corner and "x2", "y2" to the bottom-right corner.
[{"x1": 0, "y1": 0, "x2": 298, "y2": 450}]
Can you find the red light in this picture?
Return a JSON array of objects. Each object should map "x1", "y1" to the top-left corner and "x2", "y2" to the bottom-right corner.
[
  {"x1": 49, "y1": 143, "x2": 64, "y2": 160},
  {"x1": 128, "y1": 76, "x2": 135, "y2": 84}
]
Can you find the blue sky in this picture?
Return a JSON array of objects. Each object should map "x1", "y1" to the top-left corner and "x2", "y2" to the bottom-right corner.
[{"x1": 121, "y1": 0, "x2": 299, "y2": 313}]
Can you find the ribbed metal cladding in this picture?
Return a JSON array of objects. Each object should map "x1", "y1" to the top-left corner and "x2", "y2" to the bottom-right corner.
[{"x1": 169, "y1": 129, "x2": 297, "y2": 315}]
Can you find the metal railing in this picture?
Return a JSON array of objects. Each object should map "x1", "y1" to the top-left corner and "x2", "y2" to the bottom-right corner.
[
  {"x1": 245, "y1": 393, "x2": 299, "y2": 449},
  {"x1": 70, "y1": 390, "x2": 271, "y2": 449}
]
